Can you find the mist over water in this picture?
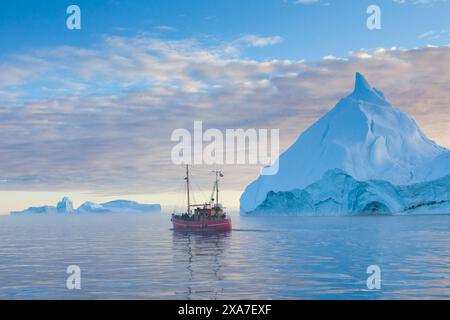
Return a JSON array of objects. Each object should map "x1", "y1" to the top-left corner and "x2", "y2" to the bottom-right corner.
[{"x1": 0, "y1": 213, "x2": 449, "y2": 299}]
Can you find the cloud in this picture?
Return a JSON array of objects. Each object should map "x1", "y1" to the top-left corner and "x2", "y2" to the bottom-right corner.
[
  {"x1": 155, "y1": 25, "x2": 177, "y2": 32},
  {"x1": 0, "y1": 35, "x2": 450, "y2": 201},
  {"x1": 393, "y1": 0, "x2": 447, "y2": 4},
  {"x1": 235, "y1": 34, "x2": 283, "y2": 47},
  {"x1": 419, "y1": 30, "x2": 450, "y2": 40},
  {"x1": 293, "y1": 0, "x2": 331, "y2": 5},
  {"x1": 296, "y1": 0, "x2": 447, "y2": 4},
  {"x1": 294, "y1": 0, "x2": 321, "y2": 4}
]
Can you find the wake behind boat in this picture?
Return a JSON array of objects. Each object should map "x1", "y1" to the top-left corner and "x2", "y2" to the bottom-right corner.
[{"x1": 171, "y1": 165, "x2": 232, "y2": 232}]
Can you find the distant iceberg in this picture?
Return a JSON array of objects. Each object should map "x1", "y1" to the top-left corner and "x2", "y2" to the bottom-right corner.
[
  {"x1": 56, "y1": 197, "x2": 75, "y2": 214},
  {"x1": 11, "y1": 197, "x2": 161, "y2": 215},
  {"x1": 77, "y1": 200, "x2": 161, "y2": 214},
  {"x1": 11, "y1": 205, "x2": 56, "y2": 215},
  {"x1": 241, "y1": 73, "x2": 450, "y2": 215}
]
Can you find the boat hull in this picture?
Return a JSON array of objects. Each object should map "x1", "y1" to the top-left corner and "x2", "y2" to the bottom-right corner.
[{"x1": 172, "y1": 217, "x2": 232, "y2": 232}]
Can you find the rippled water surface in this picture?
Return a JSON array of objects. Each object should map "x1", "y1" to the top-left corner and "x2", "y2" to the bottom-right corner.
[{"x1": 1, "y1": 213, "x2": 450, "y2": 299}]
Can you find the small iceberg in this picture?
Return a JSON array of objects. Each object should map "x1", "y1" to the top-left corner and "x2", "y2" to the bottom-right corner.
[{"x1": 11, "y1": 197, "x2": 161, "y2": 215}]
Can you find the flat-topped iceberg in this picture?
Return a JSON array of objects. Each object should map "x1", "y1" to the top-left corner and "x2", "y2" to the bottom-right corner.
[
  {"x1": 77, "y1": 200, "x2": 161, "y2": 214},
  {"x1": 11, "y1": 205, "x2": 56, "y2": 215},
  {"x1": 11, "y1": 198, "x2": 161, "y2": 215}
]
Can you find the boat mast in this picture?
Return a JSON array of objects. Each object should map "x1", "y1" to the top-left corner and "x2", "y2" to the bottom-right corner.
[
  {"x1": 209, "y1": 169, "x2": 224, "y2": 208},
  {"x1": 215, "y1": 170, "x2": 219, "y2": 208},
  {"x1": 186, "y1": 164, "x2": 191, "y2": 214}
]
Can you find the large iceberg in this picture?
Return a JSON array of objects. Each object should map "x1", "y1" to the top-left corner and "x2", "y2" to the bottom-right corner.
[
  {"x1": 249, "y1": 169, "x2": 450, "y2": 215},
  {"x1": 11, "y1": 198, "x2": 161, "y2": 215},
  {"x1": 240, "y1": 73, "x2": 450, "y2": 215}
]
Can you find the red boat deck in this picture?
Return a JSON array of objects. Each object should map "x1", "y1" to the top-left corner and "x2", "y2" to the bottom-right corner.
[{"x1": 172, "y1": 216, "x2": 232, "y2": 232}]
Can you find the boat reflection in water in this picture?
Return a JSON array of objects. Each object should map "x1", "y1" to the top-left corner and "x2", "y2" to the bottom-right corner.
[{"x1": 172, "y1": 230, "x2": 232, "y2": 299}]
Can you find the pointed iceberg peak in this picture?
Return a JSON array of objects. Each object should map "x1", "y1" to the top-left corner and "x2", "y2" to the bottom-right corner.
[
  {"x1": 354, "y1": 72, "x2": 372, "y2": 93},
  {"x1": 56, "y1": 196, "x2": 74, "y2": 214},
  {"x1": 350, "y1": 72, "x2": 389, "y2": 105}
]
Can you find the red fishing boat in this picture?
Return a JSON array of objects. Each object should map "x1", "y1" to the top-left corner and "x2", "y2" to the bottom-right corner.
[{"x1": 171, "y1": 165, "x2": 232, "y2": 232}]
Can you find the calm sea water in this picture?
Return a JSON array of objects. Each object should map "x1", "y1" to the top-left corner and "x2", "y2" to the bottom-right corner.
[{"x1": 0, "y1": 213, "x2": 449, "y2": 300}]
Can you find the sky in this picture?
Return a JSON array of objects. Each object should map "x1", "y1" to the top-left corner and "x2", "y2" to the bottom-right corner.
[{"x1": 0, "y1": 0, "x2": 450, "y2": 214}]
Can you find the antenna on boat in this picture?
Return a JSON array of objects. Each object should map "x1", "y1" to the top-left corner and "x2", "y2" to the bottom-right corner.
[
  {"x1": 210, "y1": 169, "x2": 223, "y2": 208},
  {"x1": 185, "y1": 164, "x2": 191, "y2": 214}
]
